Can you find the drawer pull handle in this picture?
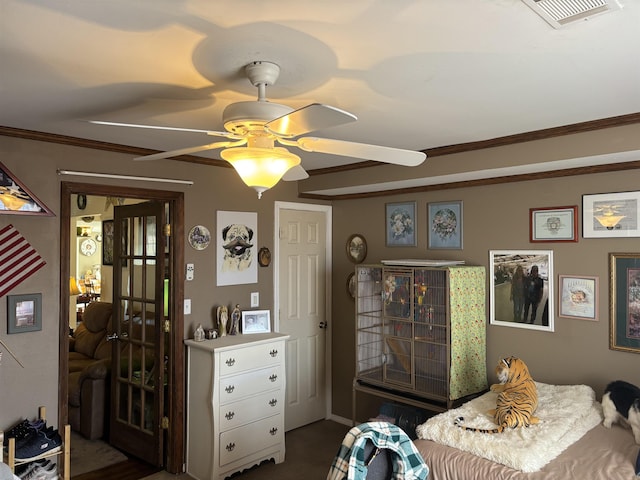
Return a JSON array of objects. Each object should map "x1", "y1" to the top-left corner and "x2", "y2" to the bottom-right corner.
[
  {"x1": 225, "y1": 358, "x2": 236, "y2": 367},
  {"x1": 269, "y1": 374, "x2": 278, "y2": 382},
  {"x1": 226, "y1": 442, "x2": 235, "y2": 452},
  {"x1": 225, "y1": 411, "x2": 235, "y2": 420},
  {"x1": 269, "y1": 427, "x2": 278, "y2": 436},
  {"x1": 269, "y1": 349, "x2": 278, "y2": 357},
  {"x1": 269, "y1": 399, "x2": 278, "y2": 407},
  {"x1": 225, "y1": 385, "x2": 235, "y2": 394}
]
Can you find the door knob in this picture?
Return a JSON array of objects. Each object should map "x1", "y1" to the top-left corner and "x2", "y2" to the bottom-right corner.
[
  {"x1": 106, "y1": 333, "x2": 119, "y2": 341},
  {"x1": 319, "y1": 321, "x2": 328, "y2": 329}
]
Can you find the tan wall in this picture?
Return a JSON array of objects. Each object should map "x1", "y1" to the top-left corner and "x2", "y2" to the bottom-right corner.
[
  {"x1": 330, "y1": 156, "x2": 640, "y2": 422},
  {"x1": 0, "y1": 135, "x2": 313, "y2": 427},
  {"x1": 2, "y1": 129, "x2": 639, "y2": 430}
]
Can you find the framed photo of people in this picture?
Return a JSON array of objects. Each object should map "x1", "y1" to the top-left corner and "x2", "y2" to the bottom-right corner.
[{"x1": 489, "y1": 250, "x2": 554, "y2": 332}]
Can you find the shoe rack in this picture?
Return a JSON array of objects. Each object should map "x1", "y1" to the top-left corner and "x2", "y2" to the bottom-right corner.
[{"x1": 0, "y1": 406, "x2": 70, "y2": 480}]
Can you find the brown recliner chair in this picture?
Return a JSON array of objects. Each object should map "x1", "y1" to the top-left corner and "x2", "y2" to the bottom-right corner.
[{"x1": 68, "y1": 301, "x2": 114, "y2": 440}]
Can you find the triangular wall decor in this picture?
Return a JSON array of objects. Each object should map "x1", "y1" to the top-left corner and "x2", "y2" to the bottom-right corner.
[{"x1": 0, "y1": 161, "x2": 54, "y2": 216}]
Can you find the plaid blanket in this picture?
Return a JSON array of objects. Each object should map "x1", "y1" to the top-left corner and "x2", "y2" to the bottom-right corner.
[{"x1": 327, "y1": 422, "x2": 429, "y2": 480}]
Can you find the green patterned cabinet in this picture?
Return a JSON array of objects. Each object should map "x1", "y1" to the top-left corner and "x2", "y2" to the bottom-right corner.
[{"x1": 354, "y1": 264, "x2": 487, "y2": 413}]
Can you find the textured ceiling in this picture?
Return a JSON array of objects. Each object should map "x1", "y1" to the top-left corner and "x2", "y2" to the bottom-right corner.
[{"x1": 2, "y1": 0, "x2": 639, "y2": 182}]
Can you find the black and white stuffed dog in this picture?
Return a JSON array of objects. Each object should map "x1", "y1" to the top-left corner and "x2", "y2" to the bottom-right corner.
[{"x1": 602, "y1": 380, "x2": 640, "y2": 445}]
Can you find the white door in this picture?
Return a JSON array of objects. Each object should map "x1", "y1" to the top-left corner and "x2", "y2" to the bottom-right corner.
[{"x1": 277, "y1": 206, "x2": 330, "y2": 431}]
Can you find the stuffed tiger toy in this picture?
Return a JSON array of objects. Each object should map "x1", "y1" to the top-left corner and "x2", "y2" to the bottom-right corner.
[{"x1": 454, "y1": 356, "x2": 539, "y2": 433}]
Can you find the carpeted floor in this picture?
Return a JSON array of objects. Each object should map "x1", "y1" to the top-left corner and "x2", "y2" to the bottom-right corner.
[{"x1": 70, "y1": 432, "x2": 128, "y2": 477}]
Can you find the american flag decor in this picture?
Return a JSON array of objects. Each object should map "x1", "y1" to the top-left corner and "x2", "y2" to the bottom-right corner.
[{"x1": 0, "y1": 224, "x2": 46, "y2": 297}]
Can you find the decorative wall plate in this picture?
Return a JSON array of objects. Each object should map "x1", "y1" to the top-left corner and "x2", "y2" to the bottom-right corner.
[
  {"x1": 258, "y1": 247, "x2": 271, "y2": 267},
  {"x1": 188, "y1": 225, "x2": 211, "y2": 250}
]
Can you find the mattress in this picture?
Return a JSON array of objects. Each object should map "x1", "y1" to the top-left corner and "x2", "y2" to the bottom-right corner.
[{"x1": 413, "y1": 423, "x2": 638, "y2": 480}]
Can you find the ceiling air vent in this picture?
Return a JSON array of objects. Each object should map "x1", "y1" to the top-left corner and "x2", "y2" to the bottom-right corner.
[{"x1": 522, "y1": 0, "x2": 623, "y2": 28}]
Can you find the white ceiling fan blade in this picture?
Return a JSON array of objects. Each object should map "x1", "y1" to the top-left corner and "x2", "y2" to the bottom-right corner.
[
  {"x1": 89, "y1": 120, "x2": 234, "y2": 139},
  {"x1": 282, "y1": 164, "x2": 309, "y2": 181},
  {"x1": 265, "y1": 103, "x2": 357, "y2": 138},
  {"x1": 296, "y1": 137, "x2": 427, "y2": 167},
  {"x1": 134, "y1": 139, "x2": 246, "y2": 161}
]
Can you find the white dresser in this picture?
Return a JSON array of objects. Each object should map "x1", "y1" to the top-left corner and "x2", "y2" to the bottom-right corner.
[{"x1": 185, "y1": 333, "x2": 289, "y2": 480}]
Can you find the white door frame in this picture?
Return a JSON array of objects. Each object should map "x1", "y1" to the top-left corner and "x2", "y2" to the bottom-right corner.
[{"x1": 274, "y1": 201, "x2": 333, "y2": 420}]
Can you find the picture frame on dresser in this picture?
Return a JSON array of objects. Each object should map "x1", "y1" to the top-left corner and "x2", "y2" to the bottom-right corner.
[
  {"x1": 241, "y1": 310, "x2": 271, "y2": 334},
  {"x1": 609, "y1": 253, "x2": 640, "y2": 353}
]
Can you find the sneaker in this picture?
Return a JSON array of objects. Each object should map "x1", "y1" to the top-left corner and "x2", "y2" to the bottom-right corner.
[
  {"x1": 14, "y1": 428, "x2": 62, "y2": 462},
  {"x1": 5, "y1": 418, "x2": 45, "y2": 444},
  {"x1": 14, "y1": 459, "x2": 49, "y2": 478},
  {"x1": 14, "y1": 420, "x2": 47, "y2": 450},
  {"x1": 21, "y1": 461, "x2": 57, "y2": 480}
]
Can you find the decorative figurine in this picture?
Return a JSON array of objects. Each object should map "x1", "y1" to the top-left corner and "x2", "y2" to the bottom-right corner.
[
  {"x1": 194, "y1": 323, "x2": 205, "y2": 342},
  {"x1": 230, "y1": 304, "x2": 241, "y2": 335},
  {"x1": 217, "y1": 305, "x2": 228, "y2": 337}
]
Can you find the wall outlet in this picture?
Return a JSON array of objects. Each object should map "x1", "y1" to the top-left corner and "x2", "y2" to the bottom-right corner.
[
  {"x1": 251, "y1": 292, "x2": 259, "y2": 308},
  {"x1": 186, "y1": 263, "x2": 194, "y2": 281},
  {"x1": 184, "y1": 298, "x2": 191, "y2": 315}
]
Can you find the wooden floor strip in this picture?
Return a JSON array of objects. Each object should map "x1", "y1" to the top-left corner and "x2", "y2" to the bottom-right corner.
[{"x1": 71, "y1": 458, "x2": 161, "y2": 480}]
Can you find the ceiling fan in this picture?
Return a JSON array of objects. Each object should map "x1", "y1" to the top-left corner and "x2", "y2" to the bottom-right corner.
[{"x1": 91, "y1": 61, "x2": 427, "y2": 198}]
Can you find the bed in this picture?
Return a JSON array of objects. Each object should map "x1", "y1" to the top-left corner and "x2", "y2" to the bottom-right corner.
[{"x1": 413, "y1": 383, "x2": 640, "y2": 479}]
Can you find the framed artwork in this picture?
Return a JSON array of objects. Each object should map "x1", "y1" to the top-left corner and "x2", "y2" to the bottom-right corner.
[
  {"x1": 558, "y1": 275, "x2": 598, "y2": 321},
  {"x1": 583, "y1": 191, "x2": 640, "y2": 238},
  {"x1": 347, "y1": 272, "x2": 356, "y2": 299},
  {"x1": 258, "y1": 247, "x2": 272, "y2": 267},
  {"x1": 489, "y1": 250, "x2": 554, "y2": 332},
  {"x1": 530, "y1": 206, "x2": 578, "y2": 243},
  {"x1": 241, "y1": 310, "x2": 271, "y2": 334},
  {"x1": 385, "y1": 201, "x2": 417, "y2": 246},
  {"x1": 346, "y1": 234, "x2": 367, "y2": 263},
  {"x1": 7, "y1": 293, "x2": 42, "y2": 334},
  {"x1": 0, "y1": 161, "x2": 54, "y2": 216},
  {"x1": 609, "y1": 253, "x2": 640, "y2": 354},
  {"x1": 188, "y1": 225, "x2": 211, "y2": 250},
  {"x1": 428, "y1": 201, "x2": 463, "y2": 249},
  {"x1": 217, "y1": 211, "x2": 258, "y2": 286}
]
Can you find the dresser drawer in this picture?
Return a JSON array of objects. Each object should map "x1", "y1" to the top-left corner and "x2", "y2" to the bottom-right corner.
[
  {"x1": 219, "y1": 415, "x2": 284, "y2": 467},
  {"x1": 219, "y1": 365, "x2": 283, "y2": 405},
  {"x1": 219, "y1": 341, "x2": 284, "y2": 376},
  {"x1": 218, "y1": 389, "x2": 284, "y2": 432}
]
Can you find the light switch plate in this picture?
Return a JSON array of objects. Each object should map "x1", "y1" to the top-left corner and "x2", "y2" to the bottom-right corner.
[
  {"x1": 184, "y1": 299, "x2": 191, "y2": 315},
  {"x1": 250, "y1": 292, "x2": 259, "y2": 308}
]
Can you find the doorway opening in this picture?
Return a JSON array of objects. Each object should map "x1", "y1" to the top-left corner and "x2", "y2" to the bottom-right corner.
[{"x1": 59, "y1": 182, "x2": 185, "y2": 476}]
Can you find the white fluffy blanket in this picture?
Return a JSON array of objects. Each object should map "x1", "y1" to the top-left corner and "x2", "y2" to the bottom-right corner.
[{"x1": 416, "y1": 382, "x2": 603, "y2": 473}]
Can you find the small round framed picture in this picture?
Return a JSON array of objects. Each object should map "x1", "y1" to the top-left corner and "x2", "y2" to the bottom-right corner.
[
  {"x1": 346, "y1": 234, "x2": 367, "y2": 264},
  {"x1": 347, "y1": 272, "x2": 356, "y2": 299},
  {"x1": 188, "y1": 225, "x2": 211, "y2": 251}
]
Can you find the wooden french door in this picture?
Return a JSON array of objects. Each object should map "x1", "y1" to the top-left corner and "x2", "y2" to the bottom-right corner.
[{"x1": 109, "y1": 201, "x2": 166, "y2": 466}]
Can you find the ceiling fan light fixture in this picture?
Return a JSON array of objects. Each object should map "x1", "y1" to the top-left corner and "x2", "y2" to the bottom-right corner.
[{"x1": 221, "y1": 146, "x2": 301, "y2": 198}]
